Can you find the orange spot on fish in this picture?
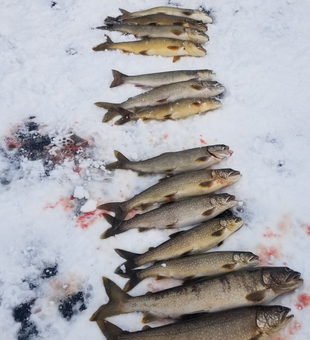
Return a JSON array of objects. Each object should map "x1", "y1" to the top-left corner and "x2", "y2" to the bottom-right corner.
[
  {"x1": 296, "y1": 293, "x2": 310, "y2": 310},
  {"x1": 288, "y1": 320, "x2": 301, "y2": 335}
]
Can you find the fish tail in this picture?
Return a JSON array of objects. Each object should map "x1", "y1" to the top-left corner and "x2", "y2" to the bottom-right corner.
[
  {"x1": 102, "y1": 109, "x2": 122, "y2": 122},
  {"x1": 95, "y1": 101, "x2": 119, "y2": 110},
  {"x1": 104, "y1": 16, "x2": 120, "y2": 24},
  {"x1": 97, "y1": 202, "x2": 128, "y2": 226},
  {"x1": 117, "y1": 8, "x2": 131, "y2": 20},
  {"x1": 114, "y1": 248, "x2": 140, "y2": 272},
  {"x1": 110, "y1": 69, "x2": 127, "y2": 88},
  {"x1": 105, "y1": 150, "x2": 130, "y2": 171},
  {"x1": 114, "y1": 108, "x2": 135, "y2": 125},
  {"x1": 90, "y1": 277, "x2": 130, "y2": 321},
  {"x1": 123, "y1": 269, "x2": 143, "y2": 292},
  {"x1": 100, "y1": 214, "x2": 124, "y2": 239},
  {"x1": 92, "y1": 36, "x2": 114, "y2": 51},
  {"x1": 96, "y1": 320, "x2": 123, "y2": 340}
]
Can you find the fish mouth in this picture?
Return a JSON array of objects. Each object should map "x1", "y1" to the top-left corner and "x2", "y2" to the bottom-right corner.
[
  {"x1": 228, "y1": 170, "x2": 241, "y2": 179},
  {"x1": 208, "y1": 145, "x2": 232, "y2": 159},
  {"x1": 226, "y1": 195, "x2": 236, "y2": 202},
  {"x1": 249, "y1": 254, "x2": 260, "y2": 264},
  {"x1": 281, "y1": 308, "x2": 294, "y2": 327},
  {"x1": 286, "y1": 271, "x2": 301, "y2": 282}
]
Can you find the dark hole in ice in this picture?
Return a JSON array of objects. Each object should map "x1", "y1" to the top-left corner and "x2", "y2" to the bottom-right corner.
[
  {"x1": 17, "y1": 321, "x2": 38, "y2": 340},
  {"x1": 58, "y1": 291, "x2": 86, "y2": 320},
  {"x1": 13, "y1": 300, "x2": 35, "y2": 323},
  {"x1": 41, "y1": 264, "x2": 58, "y2": 279},
  {"x1": 51, "y1": 1, "x2": 57, "y2": 8}
]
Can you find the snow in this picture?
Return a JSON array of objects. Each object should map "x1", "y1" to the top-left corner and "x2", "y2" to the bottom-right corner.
[{"x1": 0, "y1": 0, "x2": 310, "y2": 339}]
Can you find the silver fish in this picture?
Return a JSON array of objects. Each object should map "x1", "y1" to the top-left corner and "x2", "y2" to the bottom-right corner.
[{"x1": 89, "y1": 267, "x2": 302, "y2": 320}]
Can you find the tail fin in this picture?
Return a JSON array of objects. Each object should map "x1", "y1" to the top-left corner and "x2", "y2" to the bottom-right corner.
[
  {"x1": 95, "y1": 102, "x2": 119, "y2": 110},
  {"x1": 102, "y1": 109, "x2": 122, "y2": 122},
  {"x1": 89, "y1": 277, "x2": 130, "y2": 321},
  {"x1": 104, "y1": 16, "x2": 120, "y2": 24},
  {"x1": 100, "y1": 214, "x2": 124, "y2": 239},
  {"x1": 110, "y1": 70, "x2": 127, "y2": 88},
  {"x1": 117, "y1": 9, "x2": 132, "y2": 20},
  {"x1": 96, "y1": 320, "x2": 123, "y2": 340},
  {"x1": 92, "y1": 36, "x2": 114, "y2": 51},
  {"x1": 114, "y1": 248, "x2": 140, "y2": 272},
  {"x1": 97, "y1": 202, "x2": 128, "y2": 226},
  {"x1": 123, "y1": 269, "x2": 143, "y2": 292},
  {"x1": 105, "y1": 150, "x2": 130, "y2": 171},
  {"x1": 114, "y1": 108, "x2": 135, "y2": 125}
]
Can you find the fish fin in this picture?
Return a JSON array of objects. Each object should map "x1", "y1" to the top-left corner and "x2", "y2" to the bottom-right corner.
[
  {"x1": 148, "y1": 247, "x2": 154, "y2": 251},
  {"x1": 155, "y1": 275, "x2": 167, "y2": 280},
  {"x1": 182, "y1": 11, "x2": 193, "y2": 16},
  {"x1": 93, "y1": 36, "x2": 114, "y2": 51},
  {"x1": 168, "y1": 230, "x2": 185, "y2": 239},
  {"x1": 196, "y1": 156, "x2": 208, "y2": 162},
  {"x1": 104, "y1": 16, "x2": 120, "y2": 24},
  {"x1": 199, "y1": 180, "x2": 213, "y2": 188},
  {"x1": 192, "y1": 101, "x2": 203, "y2": 107},
  {"x1": 142, "y1": 325, "x2": 152, "y2": 330},
  {"x1": 115, "y1": 248, "x2": 139, "y2": 261},
  {"x1": 164, "y1": 114, "x2": 173, "y2": 120},
  {"x1": 202, "y1": 207, "x2": 216, "y2": 216},
  {"x1": 190, "y1": 84, "x2": 204, "y2": 91},
  {"x1": 165, "y1": 223, "x2": 177, "y2": 229},
  {"x1": 105, "y1": 150, "x2": 130, "y2": 171},
  {"x1": 96, "y1": 320, "x2": 123, "y2": 340},
  {"x1": 248, "y1": 335, "x2": 264, "y2": 340},
  {"x1": 182, "y1": 277, "x2": 207, "y2": 285},
  {"x1": 145, "y1": 291, "x2": 153, "y2": 295},
  {"x1": 140, "y1": 203, "x2": 152, "y2": 211},
  {"x1": 217, "y1": 240, "x2": 224, "y2": 247},
  {"x1": 138, "y1": 227, "x2": 150, "y2": 233},
  {"x1": 142, "y1": 313, "x2": 163, "y2": 323},
  {"x1": 167, "y1": 45, "x2": 181, "y2": 50},
  {"x1": 164, "y1": 193, "x2": 176, "y2": 200},
  {"x1": 137, "y1": 172, "x2": 149, "y2": 176},
  {"x1": 246, "y1": 290, "x2": 268, "y2": 303},
  {"x1": 180, "y1": 312, "x2": 208, "y2": 321},
  {"x1": 89, "y1": 277, "x2": 129, "y2": 321},
  {"x1": 95, "y1": 102, "x2": 119, "y2": 110},
  {"x1": 139, "y1": 50, "x2": 149, "y2": 55},
  {"x1": 211, "y1": 228, "x2": 225, "y2": 237},
  {"x1": 110, "y1": 70, "x2": 127, "y2": 88},
  {"x1": 182, "y1": 276, "x2": 195, "y2": 284},
  {"x1": 173, "y1": 56, "x2": 181, "y2": 62},
  {"x1": 102, "y1": 110, "x2": 121, "y2": 123},
  {"x1": 141, "y1": 117, "x2": 151, "y2": 121},
  {"x1": 115, "y1": 108, "x2": 135, "y2": 125},
  {"x1": 97, "y1": 202, "x2": 127, "y2": 227},
  {"x1": 118, "y1": 8, "x2": 130, "y2": 16},
  {"x1": 157, "y1": 98, "x2": 168, "y2": 103},
  {"x1": 222, "y1": 263, "x2": 236, "y2": 270},
  {"x1": 170, "y1": 29, "x2": 183, "y2": 36},
  {"x1": 122, "y1": 269, "x2": 143, "y2": 292}
]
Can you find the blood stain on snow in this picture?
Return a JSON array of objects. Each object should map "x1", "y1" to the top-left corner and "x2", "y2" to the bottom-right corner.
[
  {"x1": 277, "y1": 214, "x2": 290, "y2": 234},
  {"x1": 295, "y1": 293, "x2": 310, "y2": 310},
  {"x1": 263, "y1": 226, "x2": 280, "y2": 238},
  {"x1": 163, "y1": 134, "x2": 168, "y2": 139},
  {"x1": 305, "y1": 225, "x2": 310, "y2": 236},
  {"x1": 200, "y1": 138, "x2": 207, "y2": 144},
  {"x1": 44, "y1": 196, "x2": 75, "y2": 212},
  {"x1": 76, "y1": 210, "x2": 102, "y2": 229},
  {"x1": 256, "y1": 244, "x2": 281, "y2": 265},
  {"x1": 288, "y1": 320, "x2": 301, "y2": 335}
]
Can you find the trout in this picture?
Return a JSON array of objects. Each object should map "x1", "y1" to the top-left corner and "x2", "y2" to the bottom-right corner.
[
  {"x1": 120, "y1": 251, "x2": 260, "y2": 292},
  {"x1": 97, "y1": 24, "x2": 209, "y2": 44},
  {"x1": 105, "y1": 144, "x2": 232, "y2": 175},
  {"x1": 95, "y1": 79, "x2": 225, "y2": 111},
  {"x1": 101, "y1": 194, "x2": 238, "y2": 239},
  {"x1": 96, "y1": 306, "x2": 293, "y2": 340},
  {"x1": 97, "y1": 169, "x2": 240, "y2": 225},
  {"x1": 93, "y1": 36, "x2": 206, "y2": 62},
  {"x1": 117, "y1": 7, "x2": 213, "y2": 24},
  {"x1": 89, "y1": 267, "x2": 302, "y2": 320},
  {"x1": 109, "y1": 69, "x2": 215, "y2": 88},
  {"x1": 113, "y1": 214, "x2": 243, "y2": 271},
  {"x1": 105, "y1": 98, "x2": 221, "y2": 124}
]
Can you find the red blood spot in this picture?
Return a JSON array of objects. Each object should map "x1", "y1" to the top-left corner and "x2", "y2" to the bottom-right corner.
[
  {"x1": 44, "y1": 196, "x2": 75, "y2": 211},
  {"x1": 288, "y1": 320, "x2": 301, "y2": 335},
  {"x1": 306, "y1": 225, "x2": 310, "y2": 236},
  {"x1": 256, "y1": 244, "x2": 281, "y2": 265},
  {"x1": 283, "y1": 262, "x2": 287, "y2": 266},
  {"x1": 5, "y1": 137, "x2": 22, "y2": 149},
  {"x1": 263, "y1": 227, "x2": 280, "y2": 238},
  {"x1": 277, "y1": 214, "x2": 289, "y2": 233},
  {"x1": 76, "y1": 210, "x2": 102, "y2": 229},
  {"x1": 163, "y1": 134, "x2": 168, "y2": 139},
  {"x1": 295, "y1": 294, "x2": 310, "y2": 310},
  {"x1": 200, "y1": 138, "x2": 207, "y2": 145}
]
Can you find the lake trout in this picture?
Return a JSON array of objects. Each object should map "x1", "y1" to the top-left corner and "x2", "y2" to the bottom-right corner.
[
  {"x1": 95, "y1": 79, "x2": 225, "y2": 111},
  {"x1": 105, "y1": 144, "x2": 232, "y2": 175},
  {"x1": 109, "y1": 69, "x2": 215, "y2": 88},
  {"x1": 97, "y1": 24, "x2": 209, "y2": 44},
  {"x1": 113, "y1": 214, "x2": 243, "y2": 271},
  {"x1": 96, "y1": 306, "x2": 293, "y2": 340},
  {"x1": 120, "y1": 251, "x2": 260, "y2": 292},
  {"x1": 105, "y1": 14, "x2": 208, "y2": 32},
  {"x1": 89, "y1": 267, "x2": 302, "y2": 320},
  {"x1": 93, "y1": 37, "x2": 206, "y2": 62},
  {"x1": 97, "y1": 169, "x2": 240, "y2": 225},
  {"x1": 101, "y1": 193, "x2": 238, "y2": 239},
  {"x1": 106, "y1": 98, "x2": 221, "y2": 124}
]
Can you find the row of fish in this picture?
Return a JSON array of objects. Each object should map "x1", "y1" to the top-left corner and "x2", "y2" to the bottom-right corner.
[
  {"x1": 96, "y1": 69, "x2": 224, "y2": 124},
  {"x1": 93, "y1": 6, "x2": 213, "y2": 61}
]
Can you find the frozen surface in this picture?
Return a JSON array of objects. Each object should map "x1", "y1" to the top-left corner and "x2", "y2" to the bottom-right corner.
[{"x1": 0, "y1": 0, "x2": 310, "y2": 339}]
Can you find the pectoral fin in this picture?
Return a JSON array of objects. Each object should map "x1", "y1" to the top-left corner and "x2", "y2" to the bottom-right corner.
[
  {"x1": 199, "y1": 180, "x2": 213, "y2": 188},
  {"x1": 173, "y1": 56, "x2": 181, "y2": 62},
  {"x1": 167, "y1": 45, "x2": 181, "y2": 50},
  {"x1": 168, "y1": 230, "x2": 185, "y2": 238},
  {"x1": 246, "y1": 290, "x2": 268, "y2": 303},
  {"x1": 202, "y1": 207, "x2": 216, "y2": 216},
  {"x1": 139, "y1": 50, "x2": 149, "y2": 55},
  {"x1": 142, "y1": 313, "x2": 163, "y2": 323},
  {"x1": 171, "y1": 29, "x2": 183, "y2": 36},
  {"x1": 196, "y1": 156, "x2": 209, "y2": 162},
  {"x1": 190, "y1": 84, "x2": 204, "y2": 91},
  {"x1": 142, "y1": 325, "x2": 152, "y2": 330},
  {"x1": 222, "y1": 263, "x2": 236, "y2": 270},
  {"x1": 211, "y1": 228, "x2": 225, "y2": 237}
]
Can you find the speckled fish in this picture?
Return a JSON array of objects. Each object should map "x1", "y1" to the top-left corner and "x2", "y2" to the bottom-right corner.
[
  {"x1": 113, "y1": 214, "x2": 242, "y2": 271},
  {"x1": 93, "y1": 37, "x2": 206, "y2": 62},
  {"x1": 95, "y1": 80, "x2": 224, "y2": 111},
  {"x1": 96, "y1": 306, "x2": 293, "y2": 340},
  {"x1": 89, "y1": 267, "x2": 302, "y2": 320},
  {"x1": 97, "y1": 169, "x2": 240, "y2": 225},
  {"x1": 105, "y1": 14, "x2": 208, "y2": 32},
  {"x1": 101, "y1": 193, "x2": 238, "y2": 239},
  {"x1": 105, "y1": 98, "x2": 221, "y2": 125},
  {"x1": 109, "y1": 69, "x2": 215, "y2": 88},
  {"x1": 116, "y1": 7, "x2": 213, "y2": 24},
  {"x1": 120, "y1": 251, "x2": 260, "y2": 292},
  {"x1": 105, "y1": 144, "x2": 232, "y2": 175},
  {"x1": 97, "y1": 24, "x2": 209, "y2": 44}
]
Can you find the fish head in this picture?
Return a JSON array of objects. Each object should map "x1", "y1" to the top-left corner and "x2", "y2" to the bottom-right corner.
[
  {"x1": 183, "y1": 41, "x2": 206, "y2": 56},
  {"x1": 212, "y1": 194, "x2": 238, "y2": 210},
  {"x1": 256, "y1": 306, "x2": 293, "y2": 335},
  {"x1": 202, "y1": 80, "x2": 225, "y2": 96},
  {"x1": 207, "y1": 144, "x2": 233, "y2": 159},
  {"x1": 262, "y1": 267, "x2": 303, "y2": 293},
  {"x1": 197, "y1": 98, "x2": 222, "y2": 110},
  {"x1": 192, "y1": 11, "x2": 213, "y2": 24},
  {"x1": 197, "y1": 70, "x2": 216, "y2": 80},
  {"x1": 185, "y1": 29, "x2": 209, "y2": 43},
  {"x1": 213, "y1": 169, "x2": 241, "y2": 185},
  {"x1": 219, "y1": 214, "x2": 243, "y2": 232},
  {"x1": 233, "y1": 252, "x2": 260, "y2": 268}
]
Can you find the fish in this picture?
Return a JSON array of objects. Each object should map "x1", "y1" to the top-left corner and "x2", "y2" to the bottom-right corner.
[
  {"x1": 97, "y1": 24, "x2": 210, "y2": 44},
  {"x1": 106, "y1": 98, "x2": 221, "y2": 125},
  {"x1": 89, "y1": 267, "x2": 302, "y2": 320},
  {"x1": 93, "y1": 36, "x2": 206, "y2": 62},
  {"x1": 105, "y1": 14, "x2": 208, "y2": 32},
  {"x1": 113, "y1": 214, "x2": 243, "y2": 270},
  {"x1": 109, "y1": 69, "x2": 215, "y2": 88},
  {"x1": 116, "y1": 7, "x2": 213, "y2": 24},
  {"x1": 97, "y1": 168, "x2": 241, "y2": 225},
  {"x1": 96, "y1": 306, "x2": 293, "y2": 340},
  {"x1": 105, "y1": 144, "x2": 232, "y2": 175},
  {"x1": 95, "y1": 79, "x2": 225, "y2": 111},
  {"x1": 120, "y1": 251, "x2": 260, "y2": 292},
  {"x1": 101, "y1": 194, "x2": 238, "y2": 239}
]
